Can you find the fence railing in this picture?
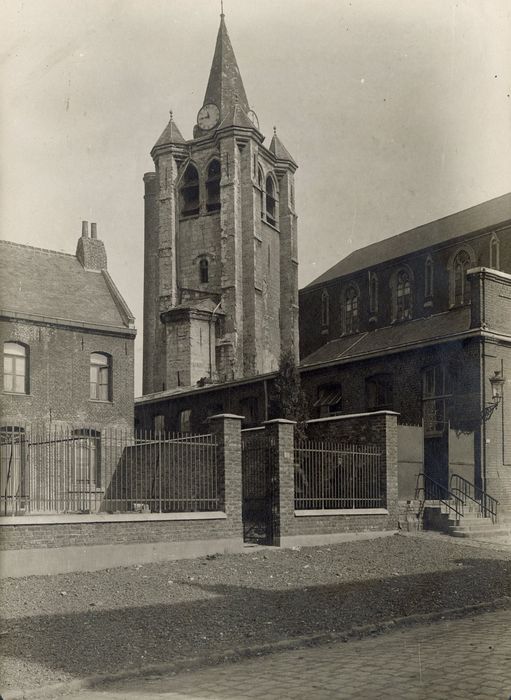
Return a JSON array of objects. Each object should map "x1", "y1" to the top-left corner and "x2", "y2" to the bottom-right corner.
[
  {"x1": 294, "y1": 439, "x2": 384, "y2": 510},
  {"x1": 450, "y1": 473, "x2": 498, "y2": 523},
  {"x1": 0, "y1": 426, "x2": 219, "y2": 516}
]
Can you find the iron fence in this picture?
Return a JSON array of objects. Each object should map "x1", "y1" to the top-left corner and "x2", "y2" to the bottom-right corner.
[
  {"x1": 294, "y1": 439, "x2": 384, "y2": 510},
  {"x1": 0, "y1": 425, "x2": 219, "y2": 515}
]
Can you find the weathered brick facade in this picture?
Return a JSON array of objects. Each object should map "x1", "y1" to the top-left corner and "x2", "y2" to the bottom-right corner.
[{"x1": 0, "y1": 229, "x2": 135, "y2": 433}]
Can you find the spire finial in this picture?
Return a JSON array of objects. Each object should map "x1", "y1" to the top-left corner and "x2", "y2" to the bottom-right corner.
[
  {"x1": 273, "y1": 126, "x2": 277, "y2": 135},
  {"x1": 220, "y1": 0, "x2": 224, "y2": 17},
  {"x1": 169, "y1": 110, "x2": 173, "y2": 122}
]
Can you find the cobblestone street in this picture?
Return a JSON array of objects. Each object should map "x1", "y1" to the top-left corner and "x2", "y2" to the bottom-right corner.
[{"x1": 60, "y1": 608, "x2": 511, "y2": 700}]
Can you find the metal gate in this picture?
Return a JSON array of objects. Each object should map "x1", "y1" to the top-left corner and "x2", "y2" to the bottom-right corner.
[{"x1": 241, "y1": 430, "x2": 276, "y2": 545}]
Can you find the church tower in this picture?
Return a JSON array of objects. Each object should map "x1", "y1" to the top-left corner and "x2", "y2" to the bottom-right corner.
[{"x1": 143, "y1": 12, "x2": 298, "y2": 394}]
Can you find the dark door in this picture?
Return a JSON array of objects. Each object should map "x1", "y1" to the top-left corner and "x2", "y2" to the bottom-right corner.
[
  {"x1": 241, "y1": 433, "x2": 275, "y2": 545},
  {"x1": 424, "y1": 434, "x2": 449, "y2": 498}
]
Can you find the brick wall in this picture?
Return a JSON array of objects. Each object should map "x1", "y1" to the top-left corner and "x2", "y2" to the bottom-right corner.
[
  {"x1": 300, "y1": 228, "x2": 508, "y2": 361},
  {"x1": 262, "y1": 414, "x2": 398, "y2": 544},
  {"x1": 0, "y1": 415, "x2": 244, "y2": 575},
  {"x1": 1, "y1": 320, "x2": 134, "y2": 431},
  {"x1": 0, "y1": 517, "x2": 236, "y2": 551}
]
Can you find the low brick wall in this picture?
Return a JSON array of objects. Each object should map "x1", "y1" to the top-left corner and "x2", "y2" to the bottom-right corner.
[
  {"x1": 0, "y1": 412, "x2": 400, "y2": 575},
  {"x1": 265, "y1": 413, "x2": 399, "y2": 546},
  {"x1": 0, "y1": 414, "x2": 244, "y2": 577},
  {"x1": 0, "y1": 515, "x2": 235, "y2": 551}
]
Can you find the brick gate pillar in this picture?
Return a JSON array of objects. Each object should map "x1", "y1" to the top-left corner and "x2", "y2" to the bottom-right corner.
[
  {"x1": 382, "y1": 413, "x2": 399, "y2": 525},
  {"x1": 263, "y1": 419, "x2": 296, "y2": 546},
  {"x1": 208, "y1": 414, "x2": 244, "y2": 538}
]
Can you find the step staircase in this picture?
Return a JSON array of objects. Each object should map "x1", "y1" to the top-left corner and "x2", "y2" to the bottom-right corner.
[{"x1": 417, "y1": 473, "x2": 510, "y2": 544}]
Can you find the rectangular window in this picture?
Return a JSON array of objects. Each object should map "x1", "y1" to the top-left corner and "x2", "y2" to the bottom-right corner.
[
  {"x1": 154, "y1": 415, "x2": 165, "y2": 434},
  {"x1": 313, "y1": 385, "x2": 343, "y2": 418},
  {"x1": 366, "y1": 375, "x2": 393, "y2": 411},
  {"x1": 422, "y1": 366, "x2": 451, "y2": 436},
  {"x1": 3, "y1": 343, "x2": 28, "y2": 394},
  {"x1": 178, "y1": 409, "x2": 192, "y2": 433},
  {"x1": 90, "y1": 354, "x2": 110, "y2": 401}
]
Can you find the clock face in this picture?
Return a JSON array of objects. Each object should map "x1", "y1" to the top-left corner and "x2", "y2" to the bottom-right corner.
[
  {"x1": 247, "y1": 109, "x2": 259, "y2": 130},
  {"x1": 197, "y1": 103, "x2": 220, "y2": 130}
]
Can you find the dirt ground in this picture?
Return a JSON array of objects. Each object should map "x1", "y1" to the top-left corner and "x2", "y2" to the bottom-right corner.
[{"x1": 1, "y1": 533, "x2": 511, "y2": 694}]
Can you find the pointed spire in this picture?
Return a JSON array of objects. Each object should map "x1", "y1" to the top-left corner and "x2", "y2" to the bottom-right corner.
[
  {"x1": 202, "y1": 14, "x2": 249, "y2": 123},
  {"x1": 153, "y1": 110, "x2": 186, "y2": 150},
  {"x1": 270, "y1": 128, "x2": 297, "y2": 168}
]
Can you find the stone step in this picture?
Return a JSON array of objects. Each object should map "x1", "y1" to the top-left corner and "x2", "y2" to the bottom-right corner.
[
  {"x1": 449, "y1": 521, "x2": 502, "y2": 532},
  {"x1": 448, "y1": 521, "x2": 498, "y2": 531},
  {"x1": 449, "y1": 528, "x2": 511, "y2": 539}
]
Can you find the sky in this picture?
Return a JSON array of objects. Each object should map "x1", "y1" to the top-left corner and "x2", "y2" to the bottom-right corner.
[{"x1": 2, "y1": 0, "x2": 511, "y2": 396}]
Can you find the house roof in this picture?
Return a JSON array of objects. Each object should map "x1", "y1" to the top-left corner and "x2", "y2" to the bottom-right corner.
[
  {"x1": 306, "y1": 192, "x2": 511, "y2": 289},
  {"x1": 0, "y1": 240, "x2": 135, "y2": 333},
  {"x1": 300, "y1": 307, "x2": 473, "y2": 368}
]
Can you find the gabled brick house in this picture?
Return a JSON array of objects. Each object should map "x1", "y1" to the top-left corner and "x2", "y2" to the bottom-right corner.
[{"x1": 0, "y1": 223, "x2": 136, "y2": 512}]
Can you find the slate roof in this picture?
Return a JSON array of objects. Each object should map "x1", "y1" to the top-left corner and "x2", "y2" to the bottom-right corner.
[
  {"x1": 307, "y1": 192, "x2": 511, "y2": 289},
  {"x1": 153, "y1": 115, "x2": 186, "y2": 151},
  {"x1": 217, "y1": 103, "x2": 257, "y2": 132},
  {"x1": 202, "y1": 15, "x2": 250, "y2": 122},
  {"x1": 300, "y1": 307, "x2": 472, "y2": 368},
  {"x1": 0, "y1": 240, "x2": 135, "y2": 333},
  {"x1": 269, "y1": 131, "x2": 297, "y2": 167}
]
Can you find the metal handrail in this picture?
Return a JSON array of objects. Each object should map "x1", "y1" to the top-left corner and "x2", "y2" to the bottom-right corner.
[
  {"x1": 415, "y1": 473, "x2": 465, "y2": 522},
  {"x1": 450, "y1": 473, "x2": 498, "y2": 523}
]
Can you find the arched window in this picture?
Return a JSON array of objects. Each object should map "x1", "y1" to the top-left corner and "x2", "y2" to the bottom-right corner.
[
  {"x1": 396, "y1": 269, "x2": 412, "y2": 320},
  {"x1": 490, "y1": 234, "x2": 500, "y2": 270},
  {"x1": 369, "y1": 273, "x2": 378, "y2": 314},
  {"x1": 321, "y1": 290, "x2": 329, "y2": 327},
  {"x1": 452, "y1": 250, "x2": 472, "y2": 306},
  {"x1": 265, "y1": 175, "x2": 277, "y2": 227},
  {"x1": 344, "y1": 286, "x2": 359, "y2": 334},
  {"x1": 199, "y1": 258, "x2": 209, "y2": 284},
  {"x1": 425, "y1": 256, "x2": 434, "y2": 299},
  {"x1": 90, "y1": 353, "x2": 111, "y2": 401},
  {"x1": 180, "y1": 163, "x2": 200, "y2": 217},
  {"x1": 206, "y1": 159, "x2": 221, "y2": 212},
  {"x1": 3, "y1": 342, "x2": 28, "y2": 394}
]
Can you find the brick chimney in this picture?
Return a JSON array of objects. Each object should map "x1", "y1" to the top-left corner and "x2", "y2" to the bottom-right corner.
[{"x1": 76, "y1": 220, "x2": 107, "y2": 270}]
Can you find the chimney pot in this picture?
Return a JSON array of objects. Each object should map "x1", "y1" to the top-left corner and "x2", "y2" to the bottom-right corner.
[
  {"x1": 91, "y1": 223, "x2": 97, "y2": 239},
  {"x1": 82, "y1": 221, "x2": 89, "y2": 238}
]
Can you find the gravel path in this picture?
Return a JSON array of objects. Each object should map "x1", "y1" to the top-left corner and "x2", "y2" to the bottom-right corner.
[{"x1": 1, "y1": 533, "x2": 511, "y2": 694}]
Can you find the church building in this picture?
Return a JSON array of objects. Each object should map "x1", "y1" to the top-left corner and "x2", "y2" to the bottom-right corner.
[
  {"x1": 135, "y1": 13, "x2": 510, "y2": 516},
  {"x1": 142, "y1": 12, "x2": 298, "y2": 397}
]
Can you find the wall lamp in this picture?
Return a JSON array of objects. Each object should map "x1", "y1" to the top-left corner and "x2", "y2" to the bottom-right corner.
[{"x1": 484, "y1": 370, "x2": 506, "y2": 421}]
